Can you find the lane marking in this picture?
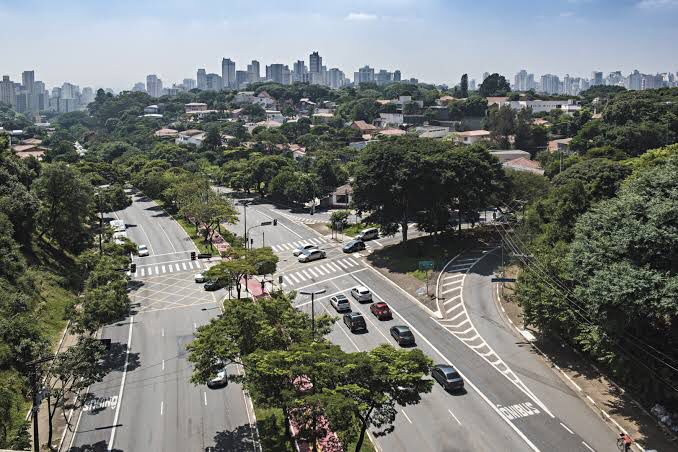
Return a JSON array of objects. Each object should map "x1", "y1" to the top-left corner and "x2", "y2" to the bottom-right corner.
[
  {"x1": 161, "y1": 328, "x2": 164, "y2": 337},
  {"x1": 586, "y1": 395, "x2": 596, "y2": 405},
  {"x1": 582, "y1": 442, "x2": 595, "y2": 452},
  {"x1": 204, "y1": 391, "x2": 207, "y2": 406},
  {"x1": 108, "y1": 316, "x2": 134, "y2": 450},
  {"x1": 292, "y1": 268, "x2": 368, "y2": 291},
  {"x1": 560, "y1": 422, "x2": 574, "y2": 434},
  {"x1": 302, "y1": 270, "x2": 313, "y2": 279},
  {"x1": 288, "y1": 273, "x2": 300, "y2": 284},
  {"x1": 157, "y1": 221, "x2": 178, "y2": 253},
  {"x1": 162, "y1": 359, "x2": 165, "y2": 370},
  {"x1": 160, "y1": 401, "x2": 164, "y2": 416},
  {"x1": 448, "y1": 409, "x2": 462, "y2": 426},
  {"x1": 401, "y1": 409, "x2": 413, "y2": 424}
]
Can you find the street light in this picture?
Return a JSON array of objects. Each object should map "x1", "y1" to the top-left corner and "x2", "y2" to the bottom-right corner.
[
  {"x1": 299, "y1": 289, "x2": 326, "y2": 340},
  {"x1": 240, "y1": 200, "x2": 252, "y2": 248},
  {"x1": 247, "y1": 221, "x2": 273, "y2": 249}
]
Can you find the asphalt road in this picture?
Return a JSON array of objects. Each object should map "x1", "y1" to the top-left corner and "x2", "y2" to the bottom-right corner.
[
  {"x1": 67, "y1": 193, "x2": 259, "y2": 452},
  {"x1": 231, "y1": 199, "x2": 619, "y2": 452}
]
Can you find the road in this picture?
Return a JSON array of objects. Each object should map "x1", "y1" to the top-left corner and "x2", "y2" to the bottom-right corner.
[
  {"x1": 228, "y1": 199, "x2": 619, "y2": 452},
  {"x1": 67, "y1": 192, "x2": 259, "y2": 452}
]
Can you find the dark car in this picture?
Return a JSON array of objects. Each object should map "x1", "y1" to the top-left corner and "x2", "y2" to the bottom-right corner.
[
  {"x1": 343, "y1": 312, "x2": 367, "y2": 333},
  {"x1": 431, "y1": 364, "x2": 465, "y2": 392},
  {"x1": 370, "y1": 302, "x2": 392, "y2": 320},
  {"x1": 203, "y1": 280, "x2": 223, "y2": 291},
  {"x1": 390, "y1": 325, "x2": 415, "y2": 346},
  {"x1": 342, "y1": 239, "x2": 366, "y2": 253}
]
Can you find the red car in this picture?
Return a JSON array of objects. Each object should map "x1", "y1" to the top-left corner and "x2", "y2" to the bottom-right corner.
[{"x1": 370, "y1": 302, "x2": 392, "y2": 320}]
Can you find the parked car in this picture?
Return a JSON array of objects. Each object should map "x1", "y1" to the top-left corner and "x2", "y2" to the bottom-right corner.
[
  {"x1": 342, "y1": 239, "x2": 366, "y2": 253},
  {"x1": 194, "y1": 273, "x2": 206, "y2": 283},
  {"x1": 330, "y1": 294, "x2": 351, "y2": 312},
  {"x1": 343, "y1": 312, "x2": 367, "y2": 333},
  {"x1": 109, "y1": 219, "x2": 126, "y2": 233},
  {"x1": 350, "y1": 286, "x2": 372, "y2": 302},
  {"x1": 298, "y1": 248, "x2": 326, "y2": 263},
  {"x1": 203, "y1": 280, "x2": 223, "y2": 291},
  {"x1": 370, "y1": 302, "x2": 392, "y2": 320},
  {"x1": 293, "y1": 243, "x2": 317, "y2": 256},
  {"x1": 355, "y1": 227, "x2": 379, "y2": 241},
  {"x1": 207, "y1": 362, "x2": 229, "y2": 388},
  {"x1": 390, "y1": 325, "x2": 415, "y2": 346},
  {"x1": 431, "y1": 364, "x2": 465, "y2": 392},
  {"x1": 137, "y1": 244, "x2": 149, "y2": 257}
]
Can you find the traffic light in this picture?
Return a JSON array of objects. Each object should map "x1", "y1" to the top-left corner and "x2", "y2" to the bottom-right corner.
[
  {"x1": 273, "y1": 219, "x2": 277, "y2": 226},
  {"x1": 190, "y1": 251, "x2": 196, "y2": 260},
  {"x1": 130, "y1": 263, "x2": 136, "y2": 273},
  {"x1": 278, "y1": 275, "x2": 283, "y2": 284},
  {"x1": 250, "y1": 238, "x2": 254, "y2": 245}
]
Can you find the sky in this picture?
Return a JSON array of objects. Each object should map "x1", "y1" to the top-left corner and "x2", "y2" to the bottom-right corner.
[{"x1": 1, "y1": 0, "x2": 677, "y2": 91}]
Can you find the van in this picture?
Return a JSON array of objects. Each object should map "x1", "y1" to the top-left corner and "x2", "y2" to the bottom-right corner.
[{"x1": 355, "y1": 227, "x2": 378, "y2": 241}]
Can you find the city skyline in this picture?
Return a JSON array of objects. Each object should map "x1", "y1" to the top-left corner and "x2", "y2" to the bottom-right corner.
[{"x1": 2, "y1": 0, "x2": 678, "y2": 91}]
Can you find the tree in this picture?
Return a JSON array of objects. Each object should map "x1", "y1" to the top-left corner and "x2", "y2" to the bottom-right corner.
[
  {"x1": 205, "y1": 247, "x2": 278, "y2": 298},
  {"x1": 320, "y1": 345, "x2": 433, "y2": 451},
  {"x1": 34, "y1": 163, "x2": 94, "y2": 253},
  {"x1": 181, "y1": 194, "x2": 237, "y2": 249},
  {"x1": 311, "y1": 154, "x2": 348, "y2": 196},
  {"x1": 479, "y1": 73, "x2": 511, "y2": 97},
  {"x1": 330, "y1": 210, "x2": 351, "y2": 228},
  {"x1": 46, "y1": 338, "x2": 107, "y2": 446},
  {"x1": 269, "y1": 169, "x2": 318, "y2": 205},
  {"x1": 486, "y1": 105, "x2": 515, "y2": 148},
  {"x1": 202, "y1": 125, "x2": 223, "y2": 151},
  {"x1": 460, "y1": 74, "x2": 468, "y2": 98}
]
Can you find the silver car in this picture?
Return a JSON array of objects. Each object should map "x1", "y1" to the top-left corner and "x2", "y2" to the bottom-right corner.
[
  {"x1": 293, "y1": 243, "x2": 317, "y2": 256},
  {"x1": 330, "y1": 294, "x2": 351, "y2": 312},
  {"x1": 137, "y1": 244, "x2": 149, "y2": 257},
  {"x1": 298, "y1": 249, "x2": 326, "y2": 263},
  {"x1": 350, "y1": 286, "x2": 372, "y2": 302}
]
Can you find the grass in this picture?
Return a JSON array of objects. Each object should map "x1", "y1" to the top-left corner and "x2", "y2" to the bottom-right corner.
[
  {"x1": 175, "y1": 216, "x2": 214, "y2": 255},
  {"x1": 408, "y1": 268, "x2": 432, "y2": 282}
]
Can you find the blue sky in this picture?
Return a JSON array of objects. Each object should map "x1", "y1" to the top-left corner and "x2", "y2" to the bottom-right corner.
[{"x1": 1, "y1": 0, "x2": 677, "y2": 90}]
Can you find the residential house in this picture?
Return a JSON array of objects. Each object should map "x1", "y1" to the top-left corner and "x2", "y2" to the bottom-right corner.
[
  {"x1": 453, "y1": 130, "x2": 491, "y2": 144},
  {"x1": 499, "y1": 99, "x2": 581, "y2": 114},
  {"x1": 321, "y1": 183, "x2": 353, "y2": 208},
  {"x1": 415, "y1": 125, "x2": 450, "y2": 139},
  {"x1": 378, "y1": 129, "x2": 407, "y2": 137},
  {"x1": 350, "y1": 121, "x2": 378, "y2": 133},
  {"x1": 175, "y1": 129, "x2": 206, "y2": 146},
  {"x1": 266, "y1": 110, "x2": 285, "y2": 123},
  {"x1": 12, "y1": 143, "x2": 47, "y2": 160},
  {"x1": 548, "y1": 138, "x2": 573, "y2": 153},
  {"x1": 436, "y1": 95, "x2": 457, "y2": 106},
  {"x1": 312, "y1": 112, "x2": 335, "y2": 123},
  {"x1": 503, "y1": 157, "x2": 544, "y2": 175},
  {"x1": 155, "y1": 128, "x2": 179, "y2": 139},
  {"x1": 486, "y1": 96, "x2": 509, "y2": 107},
  {"x1": 185, "y1": 102, "x2": 208, "y2": 113},
  {"x1": 144, "y1": 105, "x2": 159, "y2": 114},
  {"x1": 489, "y1": 150, "x2": 530, "y2": 162}
]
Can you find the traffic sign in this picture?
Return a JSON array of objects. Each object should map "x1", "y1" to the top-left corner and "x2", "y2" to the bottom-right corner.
[
  {"x1": 491, "y1": 277, "x2": 516, "y2": 283},
  {"x1": 261, "y1": 221, "x2": 272, "y2": 226},
  {"x1": 418, "y1": 260, "x2": 434, "y2": 271}
]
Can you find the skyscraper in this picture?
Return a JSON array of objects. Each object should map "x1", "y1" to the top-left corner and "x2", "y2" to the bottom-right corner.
[
  {"x1": 266, "y1": 64, "x2": 289, "y2": 84},
  {"x1": 0, "y1": 76, "x2": 17, "y2": 108},
  {"x1": 393, "y1": 70, "x2": 402, "y2": 82},
  {"x1": 591, "y1": 71, "x2": 603, "y2": 86},
  {"x1": 236, "y1": 70, "x2": 248, "y2": 89},
  {"x1": 22, "y1": 70, "x2": 35, "y2": 93},
  {"x1": 482, "y1": 72, "x2": 490, "y2": 82},
  {"x1": 309, "y1": 51, "x2": 322, "y2": 75},
  {"x1": 182, "y1": 79, "x2": 196, "y2": 90},
  {"x1": 293, "y1": 60, "x2": 308, "y2": 83},
  {"x1": 222, "y1": 58, "x2": 236, "y2": 89},
  {"x1": 513, "y1": 70, "x2": 534, "y2": 91},
  {"x1": 206, "y1": 73, "x2": 223, "y2": 91},
  {"x1": 247, "y1": 60, "x2": 260, "y2": 84},
  {"x1": 132, "y1": 82, "x2": 146, "y2": 92},
  {"x1": 197, "y1": 69, "x2": 207, "y2": 90},
  {"x1": 354, "y1": 66, "x2": 375, "y2": 85},
  {"x1": 327, "y1": 68, "x2": 346, "y2": 89},
  {"x1": 146, "y1": 74, "x2": 163, "y2": 97},
  {"x1": 540, "y1": 74, "x2": 560, "y2": 94}
]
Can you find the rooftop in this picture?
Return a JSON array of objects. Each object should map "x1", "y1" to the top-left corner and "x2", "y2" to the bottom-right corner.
[{"x1": 455, "y1": 129, "x2": 491, "y2": 137}]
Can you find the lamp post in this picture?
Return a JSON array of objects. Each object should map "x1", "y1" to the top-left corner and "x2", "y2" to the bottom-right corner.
[
  {"x1": 299, "y1": 289, "x2": 326, "y2": 340},
  {"x1": 247, "y1": 221, "x2": 272, "y2": 249},
  {"x1": 241, "y1": 200, "x2": 251, "y2": 249}
]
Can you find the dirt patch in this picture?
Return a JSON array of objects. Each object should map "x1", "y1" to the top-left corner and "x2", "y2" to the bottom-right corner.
[{"x1": 307, "y1": 223, "x2": 331, "y2": 235}]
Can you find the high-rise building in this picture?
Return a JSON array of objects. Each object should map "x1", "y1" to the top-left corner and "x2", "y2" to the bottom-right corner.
[
  {"x1": 393, "y1": 70, "x2": 402, "y2": 82},
  {"x1": 375, "y1": 70, "x2": 393, "y2": 86},
  {"x1": 0, "y1": 75, "x2": 17, "y2": 108},
  {"x1": 236, "y1": 70, "x2": 248, "y2": 89},
  {"x1": 206, "y1": 73, "x2": 223, "y2": 91},
  {"x1": 132, "y1": 82, "x2": 146, "y2": 92},
  {"x1": 81, "y1": 87, "x2": 94, "y2": 106},
  {"x1": 266, "y1": 64, "x2": 289, "y2": 84},
  {"x1": 354, "y1": 66, "x2": 375, "y2": 85},
  {"x1": 309, "y1": 51, "x2": 322, "y2": 75},
  {"x1": 197, "y1": 69, "x2": 207, "y2": 90},
  {"x1": 627, "y1": 70, "x2": 642, "y2": 90},
  {"x1": 539, "y1": 74, "x2": 560, "y2": 94},
  {"x1": 222, "y1": 58, "x2": 236, "y2": 89},
  {"x1": 327, "y1": 68, "x2": 346, "y2": 89},
  {"x1": 293, "y1": 60, "x2": 308, "y2": 83},
  {"x1": 591, "y1": 71, "x2": 603, "y2": 86},
  {"x1": 469, "y1": 79, "x2": 476, "y2": 91},
  {"x1": 146, "y1": 74, "x2": 163, "y2": 97},
  {"x1": 247, "y1": 60, "x2": 260, "y2": 84},
  {"x1": 22, "y1": 70, "x2": 35, "y2": 93},
  {"x1": 182, "y1": 79, "x2": 196, "y2": 90}
]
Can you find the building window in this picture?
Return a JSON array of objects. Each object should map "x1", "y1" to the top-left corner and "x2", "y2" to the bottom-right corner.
[{"x1": 336, "y1": 194, "x2": 349, "y2": 204}]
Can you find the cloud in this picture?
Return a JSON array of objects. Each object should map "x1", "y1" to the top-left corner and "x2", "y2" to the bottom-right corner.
[
  {"x1": 345, "y1": 12, "x2": 378, "y2": 21},
  {"x1": 637, "y1": 0, "x2": 678, "y2": 8},
  {"x1": 560, "y1": 11, "x2": 575, "y2": 17}
]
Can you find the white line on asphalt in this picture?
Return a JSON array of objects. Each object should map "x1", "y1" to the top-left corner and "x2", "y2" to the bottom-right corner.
[
  {"x1": 182, "y1": 262, "x2": 187, "y2": 270},
  {"x1": 562, "y1": 372, "x2": 582, "y2": 391},
  {"x1": 447, "y1": 311, "x2": 466, "y2": 322},
  {"x1": 160, "y1": 401, "x2": 164, "y2": 416},
  {"x1": 162, "y1": 359, "x2": 165, "y2": 370},
  {"x1": 401, "y1": 409, "x2": 413, "y2": 424},
  {"x1": 277, "y1": 218, "x2": 304, "y2": 238},
  {"x1": 157, "y1": 221, "x2": 178, "y2": 253},
  {"x1": 560, "y1": 422, "x2": 574, "y2": 434},
  {"x1": 328, "y1": 262, "x2": 342, "y2": 272},
  {"x1": 308, "y1": 268, "x2": 320, "y2": 277},
  {"x1": 137, "y1": 224, "x2": 156, "y2": 255},
  {"x1": 155, "y1": 266, "x2": 159, "y2": 274},
  {"x1": 295, "y1": 272, "x2": 307, "y2": 281},
  {"x1": 302, "y1": 270, "x2": 313, "y2": 279},
  {"x1": 175, "y1": 263, "x2": 181, "y2": 271},
  {"x1": 294, "y1": 268, "x2": 368, "y2": 291},
  {"x1": 448, "y1": 409, "x2": 462, "y2": 425},
  {"x1": 288, "y1": 273, "x2": 300, "y2": 284},
  {"x1": 582, "y1": 441, "x2": 595, "y2": 452},
  {"x1": 161, "y1": 328, "x2": 164, "y2": 337},
  {"x1": 349, "y1": 274, "x2": 540, "y2": 452},
  {"x1": 320, "y1": 264, "x2": 333, "y2": 274},
  {"x1": 450, "y1": 319, "x2": 470, "y2": 329},
  {"x1": 446, "y1": 303, "x2": 463, "y2": 314},
  {"x1": 204, "y1": 391, "x2": 207, "y2": 406},
  {"x1": 193, "y1": 322, "x2": 197, "y2": 331},
  {"x1": 294, "y1": 290, "x2": 346, "y2": 308},
  {"x1": 108, "y1": 316, "x2": 134, "y2": 451},
  {"x1": 336, "y1": 260, "x2": 349, "y2": 269},
  {"x1": 162, "y1": 265, "x2": 166, "y2": 273},
  {"x1": 140, "y1": 268, "x2": 145, "y2": 276},
  {"x1": 586, "y1": 395, "x2": 596, "y2": 405},
  {"x1": 442, "y1": 287, "x2": 460, "y2": 295},
  {"x1": 347, "y1": 258, "x2": 359, "y2": 266}
]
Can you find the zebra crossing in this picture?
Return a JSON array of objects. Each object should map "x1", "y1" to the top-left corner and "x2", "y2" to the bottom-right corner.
[
  {"x1": 276, "y1": 210, "x2": 327, "y2": 225},
  {"x1": 270, "y1": 237, "x2": 327, "y2": 253},
  {"x1": 279, "y1": 257, "x2": 362, "y2": 288},
  {"x1": 132, "y1": 259, "x2": 210, "y2": 278}
]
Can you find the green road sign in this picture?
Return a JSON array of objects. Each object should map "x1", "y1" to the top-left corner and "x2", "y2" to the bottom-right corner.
[{"x1": 418, "y1": 260, "x2": 434, "y2": 271}]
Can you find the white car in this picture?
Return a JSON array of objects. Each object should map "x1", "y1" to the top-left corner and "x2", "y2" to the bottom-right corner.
[
  {"x1": 109, "y1": 219, "x2": 126, "y2": 233},
  {"x1": 330, "y1": 294, "x2": 351, "y2": 312},
  {"x1": 293, "y1": 243, "x2": 317, "y2": 256},
  {"x1": 137, "y1": 244, "x2": 149, "y2": 257},
  {"x1": 298, "y1": 249, "x2": 326, "y2": 263},
  {"x1": 351, "y1": 286, "x2": 372, "y2": 302},
  {"x1": 194, "y1": 273, "x2": 205, "y2": 283},
  {"x1": 207, "y1": 369, "x2": 228, "y2": 388}
]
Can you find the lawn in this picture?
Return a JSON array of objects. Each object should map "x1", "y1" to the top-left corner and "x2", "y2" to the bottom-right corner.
[{"x1": 175, "y1": 216, "x2": 214, "y2": 254}]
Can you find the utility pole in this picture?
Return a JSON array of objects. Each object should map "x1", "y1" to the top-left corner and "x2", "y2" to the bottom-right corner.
[{"x1": 300, "y1": 289, "x2": 326, "y2": 340}]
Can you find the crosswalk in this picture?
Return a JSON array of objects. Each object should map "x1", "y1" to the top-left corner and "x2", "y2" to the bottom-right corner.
[
  {"x1": 280, "y1": 257, "x2": 362, "y2": 288},
  {"x1": 133, "y1": 259, "x2": 210, "y2": 278},
  {"x1": 270, "y1": 237, "x2": 327, "y2": 253},
  {"x1": 276, "y1": 210, "x2": 327, "y2": 225}
]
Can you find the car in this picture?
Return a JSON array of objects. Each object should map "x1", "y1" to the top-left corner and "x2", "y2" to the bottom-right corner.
[
  {"x1": 293, "y1": 243, "x2": 317, "y2": 256},
  {"x1": 206, "y1": 361, "x2": 230, "y2": 388},
  {"x1": 330, "y1": 294, "x2": 351, "y2": 312},
  {"x1": 343, "y1": 312, "x2": 367, "y2": 333},
  {"x1": 109, "y1": 219, "x2": 126, "y2": 233},
  {"x1": 431, "y1": 364, "x2": 465, "y2": 392},
  {"x1": 194, "y1": 273, "x2": 206, "y2": 283},
  {"x1": 137, "y1": 244, "x2": 149, "y2": 257},
  {"x1": 355, "y1": 227, "x2": 378, "y2": 241},
  {"x1": 390, "y1": 325, "x2": 415, "y2": 346},
  {"x1": 342, "y1": 239, "x2": 366, "y2": 253},
  {"x1": 298, "y1": 248, "x2": 326, "y2": 263},
  {"x1": 370, "y1": 302, "x2": 392, "y2": 320},
  {"x1": 350, "y1": 286, "x2": 372, "y2": 302},
  {"x1": 203, "y1": 280, "x2": 223, "y2": 291}
]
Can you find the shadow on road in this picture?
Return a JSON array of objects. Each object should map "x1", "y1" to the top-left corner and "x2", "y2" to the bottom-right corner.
[
  {"x1": 68, "y1": 441, "x2": 122, "y2": 452},
  {"x1": 211, "y1": 425, "x2": 257, "y2": 452},
  {"x1": 105, "y1": 341, "x2": 141, "y2": 373}
]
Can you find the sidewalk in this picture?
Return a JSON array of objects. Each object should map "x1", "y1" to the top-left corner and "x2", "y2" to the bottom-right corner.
[{"x1": 498, "y1": 286, "x2": 677, "y2": 452}]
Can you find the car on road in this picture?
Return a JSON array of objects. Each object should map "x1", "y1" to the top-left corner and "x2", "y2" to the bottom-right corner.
[
  {"x1": 342, "y1": 239, "x2": 366, "y2": 253},
  {"x1": 194, "y1": 273, "x2": 206, "y2": 283},
  {"x1": 137, "y1": 244, "x2": 149, "y2": 257},
  {"x1": 431, "y1": 364, "x2": 465, "y2": 392},
  {"x1": 298, "y1": 248, "x2": 326, "y2": 263},
  {"x1": 355, "y1": 227, "x2": 379, "y2": 242},
  {"x1": 390, "y1": 325, "x2": 415, "y2": 346},
  {"x1": 207, "y1": 362, "x2": 230, "y2": 388},
  {"x1": 293, "y1": 243, "x2": 317, "y2": 256},
  {"x1": 110, "y1": 219, "x2": 126, "y2": 233},
  {"x1": 370, "y1": 302, "x2": 392, "y2": 320},
  {"x1": 343, "y1": 312, "x2": 367, "y2": 333},
  {"x1": 203, "y1": 280, "x2": 223, "y2": 291},
  {"x1": 350, "y1": 286, "x2": 372, "y2": 302},
  {"x1": 330, "y1": 294, "x2": 351, "y2": 312}
]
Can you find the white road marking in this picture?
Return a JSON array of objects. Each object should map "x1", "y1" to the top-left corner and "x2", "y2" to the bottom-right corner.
[
  {"x1": 586, "y1": 395, "x2": 596, "y2": 405},
  {"x1": 582, "y1": 442, "x2": 595, "y2": 452},
  {"x1": 307, "y1": 268, "x2": 320, "y2": 277},
  {"x1": 162, "y1": 265, "x2": 166, "y2": 273},
  {"x1": 314, "y1": 266, "x2": 328, "y2": 276},
  {"x1": 175, "y1": 263, "x2": 181, "y2": 271},
  {"x1": 443, "y1": 295, "x2": 462, "y2": 305},
  {"x1": 447, "y1": 311, "x2": 466, "y2": 322},
  {"x1": 288, "y1": 273, "x2": 300, "y2": 284},
  {"x1": 328, "y1": 262, "x2": 342, "y2": 272},
  {"x1": 182, "y1": 262, "x2": 187, "y2": 270},
  {"x1": 295, "y1": 272, "x2": 307, "y2": 281},
  {"x1": 108, "y1": 316, "x2": 134, "y2": 451},
  {"x1": 136, "y1": 224, "x2": 156, "y2": 255},
  {"x1": 448, "y1": 409, "x2": 462, "y2": 425},
  {"x1": 161, "y1": 328, "x2": 164, "y2": 337},
  {"x1": 401, "y1": 409, "x2": 413, "y2": 424},
  {"x1": 156, "y1": 221, "x2": 178, "y2": 253},
  {"x1": 160, "y1": 401, "x2": 164, "y2": 416},
  {"x1": 450, "y1": 318, "x2": 470, "y2": 329},
  {"x1": 140, "y1": 268, "x2": 145, "y2": 276},
  {"x1": 293, "y1": 268, "x2": 369, "y2": 291},
  {"x1": 203, "y1": 391, "x2": 207, "y2": 406},
  {"x1": 302, "y1": 270, "x2": 313, "y2": 279},
  {"x1": 162, "y1": 359, "x2": 165, "y2": 370},
  {"x1": 559, "y1": 422, "x2": 574, "y2": 434},
  {"x1": 442, "y1": 286, "x2": 460, "y2": 295},
  {"x1": 336, "y1": 260, "x2": 349, "y2": 269},
  {"x1": 347, "y1": 258, "x2": 359, "y2": 266},
  {"x1": 446, "y1": 303, "x2": 463, "y2": 314},
  {"x1": 155, "y1": 266, "x2": 159, "y2": 274},
  {"x1": 193, "y1": 322, "x2": 197, "y2": 331}
]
